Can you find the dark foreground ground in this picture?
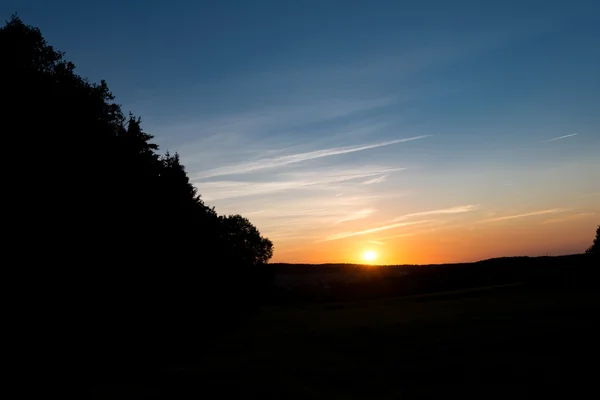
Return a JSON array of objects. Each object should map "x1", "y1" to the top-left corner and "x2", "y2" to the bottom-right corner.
[{"x1": 90, "y1": 281, "x2": 600, "y2": 399}]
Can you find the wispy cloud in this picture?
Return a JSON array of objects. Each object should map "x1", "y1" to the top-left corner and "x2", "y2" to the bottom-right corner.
[
  {"x1": 542, "y1": 212, "x2": 596, "y2": 224},
  {"x1": 155, "y1": 97, "x2": 394, "y2": 145},
  {"x1": 363, "y1": 175, "x2": 387, "y2": 185},
  {"x1": 545, "y1": 133, "x2": 578, "y2": 142},
  {"x1": 393, "y1": 205, "x2": 480, "y2": 221},
  {"x1": 196, "y1": 166, "x2": 404, "y2": 201},
  {"x1": 372, "y1": 233, "x2": 415, "y2": 242},
  {"x1": 218, "y1": 190, "x2": 385, "y2": 242},
  {"x1": 481, "y1": 208, "x2": 566, "y2": 223},
  {"x1": 194, "y1": 136, "x2": 430, "y2": 179},
  {"x1": 335, "y1": 208, "x2": 376, "y2": 224},
  {"x1": 321, "y1": 219, "x2": 435, "y2": 242}
]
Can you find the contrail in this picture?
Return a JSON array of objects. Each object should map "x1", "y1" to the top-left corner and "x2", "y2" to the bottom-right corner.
[
  {"x1": 196, "y1": 135, "x2": 431, "y2": 178},
  {"x1": 545, "y1": 133, "x2": 578, "y2": 142}
]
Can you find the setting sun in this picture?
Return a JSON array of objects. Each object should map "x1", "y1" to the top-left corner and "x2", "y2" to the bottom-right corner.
[{"x1": 363, "y1": 250, "x2": 377, "y2": 263}]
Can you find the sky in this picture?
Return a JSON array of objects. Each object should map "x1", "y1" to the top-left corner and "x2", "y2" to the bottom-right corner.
[{"x1": 4, "y1": 0, "x2": 599, "y2": 264}]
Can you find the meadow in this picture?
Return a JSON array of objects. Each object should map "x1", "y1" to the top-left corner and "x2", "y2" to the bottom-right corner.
[{"x1": 92, "y1": 256, "x2": 600, "y2": 399}]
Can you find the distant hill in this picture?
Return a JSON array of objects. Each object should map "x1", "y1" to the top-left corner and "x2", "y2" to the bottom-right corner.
[
  {"x1": 267, "y1": 254, "x2": 598, "y2": 304},
  {"x1": 270, "y1": 254, "x2": 586, "y2": 273}
]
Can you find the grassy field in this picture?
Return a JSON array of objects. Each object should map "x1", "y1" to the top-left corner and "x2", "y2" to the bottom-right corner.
[{"x1": 96, "y1": 283, "x2": 600, "y2": 399}]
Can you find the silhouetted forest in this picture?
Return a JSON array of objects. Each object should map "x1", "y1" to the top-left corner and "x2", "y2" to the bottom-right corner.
[
  {"x1": 586, "y1": 225, "x2": 599, "y2": 254},
  {"x1": 1, "y1": 15, "x2": 273, "y2": 379}
]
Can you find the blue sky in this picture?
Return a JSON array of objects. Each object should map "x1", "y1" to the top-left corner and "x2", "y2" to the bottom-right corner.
[{"x1": 4, "y1": 0, "x2": 599, "y2": 263}]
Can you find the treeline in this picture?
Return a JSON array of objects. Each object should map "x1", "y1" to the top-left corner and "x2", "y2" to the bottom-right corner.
[
  {"x1": 587, "y1": 225, "x2": 599, "y2": 254},
  {"x1": 1, "y1": 15, "x2": 273, "y2": 378}
]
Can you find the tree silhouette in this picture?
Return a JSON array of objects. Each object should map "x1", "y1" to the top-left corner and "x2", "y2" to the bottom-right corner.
[
  {"x1": 220, "y1": 214, "x2": 274, "y2": 266},
  {"x1": 2, "y1": 14, "x2": 273, "y2": 379},
  {"x1": 586, "y1": 225, "x2": 599, "y2": 255}
]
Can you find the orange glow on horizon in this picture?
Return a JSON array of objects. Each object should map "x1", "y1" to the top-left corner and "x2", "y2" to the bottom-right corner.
[{"x1": 269, "y1": 212, "x2": 598, "y2": 265}]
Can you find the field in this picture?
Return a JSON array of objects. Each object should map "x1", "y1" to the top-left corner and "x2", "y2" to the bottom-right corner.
[{"x1": 94, "y1": 280, "x2": 600, "y2": 399}]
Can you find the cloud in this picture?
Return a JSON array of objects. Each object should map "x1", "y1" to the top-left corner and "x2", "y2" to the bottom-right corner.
[
  {"x1": 481, "y1": 208, "x2": 566, "y2": 223},
  {"x1": 393, "y1": 204, "x2": 480, "y2": 221},
  {"x1": 196, "y1": 166, "x2": 404, "y2": 201},
  {"x1": 221, "y1": 192, "x2": 383, "y2": 224},
  {"x1": 217, "y1": 190, "x2": 386, "y2": 243},
  {"x1": 363, "y1": 175, "x2": 387, "y2": 184},
  {"x1": 372, "y1": 233, "x2": 415, "y2": 242},
  {"x1": 321, "y1": 219, "x2": 435, "y2": 242},
  {"x1": 194, "y1": 136, "x2": 430, "y2": 179},
  {"x1": 154, "y1": 97, "x2": 394, "y2": 144},
  {"x1": 545, "y1": 133, "x2": 578, "y2": 142},
  {"x1": 335, "y1": 208, "x2": 376, "y2": 224},
  {"x1": 542, "y1": 212, "x2": 596, "y2": 224}
]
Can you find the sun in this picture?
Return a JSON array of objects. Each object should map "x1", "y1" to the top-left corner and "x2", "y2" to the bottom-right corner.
[{"x1": 363, "y1": 250, "x2": 377, "y2": 263}]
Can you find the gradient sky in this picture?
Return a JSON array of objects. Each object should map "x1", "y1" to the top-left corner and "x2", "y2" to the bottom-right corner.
[{"x1": 5, "y1": 0, "x2": 599, "y2": 264}]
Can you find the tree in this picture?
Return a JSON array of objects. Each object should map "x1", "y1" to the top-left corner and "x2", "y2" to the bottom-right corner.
[
  {"x1": 2, "y1": 15, "x2": 274, "y2": 379},
  {"x1": 586, "y1": 225, "x2": 599, "y2": 255},
  {"x1": 220, "y1": 214, "x2": 274, "y2": 266}
]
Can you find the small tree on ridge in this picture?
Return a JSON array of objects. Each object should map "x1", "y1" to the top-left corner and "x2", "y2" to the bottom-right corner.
[{"x1": 586, "y1": 225, "x2": 599, "y2": 255}]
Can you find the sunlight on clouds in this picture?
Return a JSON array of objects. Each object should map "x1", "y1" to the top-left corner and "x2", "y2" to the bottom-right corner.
[
  {"x1": 322, "y1": 219, "x2": 435, "y2": 242},
  {"x1": 372, "y1": 233, "x2": 415, "y2": 242},
  {"x1": 227, "y1": 193, "x2": 383, "y2": 240},
  {"x1": 482, "y1": 208, "x2": 567, "y2": 223},
  {"x1": 221, "y1": 193, "x2": 382, "y2": 222},
  {"x1": 335, "y1": 208, "x2": 376, "y2": 224},
  {"x1": 320, "y1": 205, "x2": 481, "y2": 244},
  {"x1": 542, "y1": 212, "x2": 596, "y2": 224},
  {"x1": 392, "y1": 204, "x2": 480, "y2": 221}
]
